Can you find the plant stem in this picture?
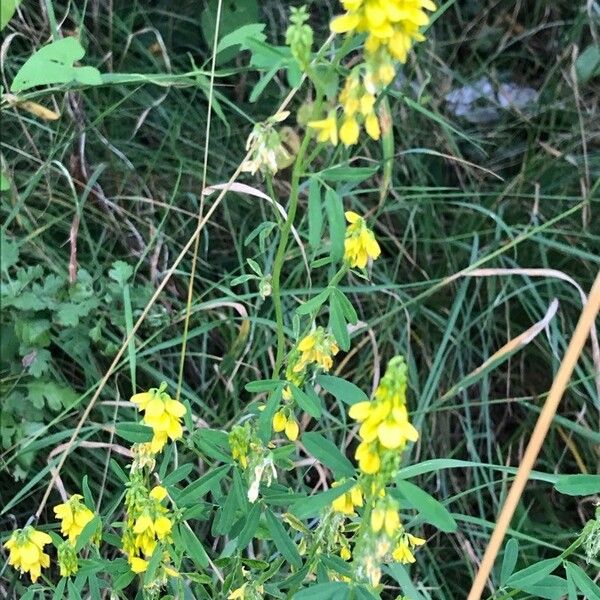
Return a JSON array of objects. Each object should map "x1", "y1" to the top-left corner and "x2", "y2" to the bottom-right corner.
[{"x1": 271, "y1": 131, "x2": 313, "y2": 376}]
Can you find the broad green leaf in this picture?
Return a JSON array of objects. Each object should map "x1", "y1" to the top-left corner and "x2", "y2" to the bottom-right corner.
[
  {"x1": 290, "y1": 384, "x2": 322, "y2": 419},
  {"x1": 296, "y1": 287, "x2": 331, "y2": 316},
  {"x1": 564, "y1": 562, "x2": 600, "y2": 600},
  {"x1": 178, "y1": 525, "x2": 209, "y2": 568},
  {"x1": 108, "y1": 261, "x2": 133, "y2": 287},
  {"x1": 385, "y1": 563, "x2": 428, "y2": 600},
  {"x1": 0, "y1": 232, "x2": 18, "y2": 270},
  {"x1": 293, "y1": 582, "x2": 350, "y2": 600},
  {"x1": 331, "y1": 288, "x2": 358, "y2": 325},
  {"x1": 302, "y1": 432, "x2": 355, "y2": 479},
  {"x1": 394, "y1": 479, "x2": 457, "y2": 532},
  {"x1": 576, "y1": 45, "x2": 600, "y2": 84},
  {"x1": 291, "y1": 480, "x2": 354, "y2": 519},
  {"x1": 216, "y1": 23, "x2": 266, "y2": 54},
  {"x1": 520, "y1": 575, "x2": 569, "y2": 600},
  {"x1": 236, "y1": 503, "x2": 261, "y2": 549},
  {"x1": 500, "y1": 538, "x2": 519, "y2": 585},
  {"x1": 1, "y1": 0, "x2": 21, "y2": 31},
  {"x1": 115, "y1": 422, "x2": 153, "y2": 444},
  {"x1": 554, "y1": 474, "x2": 600, "y2": 496},
  {"x1": 11, "y1": 37, "x2": 102, "y2": 92},
  {"x1": 0, "y1": 171, "x2": 10, "y2": 191},
  {"x1": 265, "y1": 510, "x2": 302, "y2": 568},
  {"x1": 316, "y1": 374, "x2": 368, "y2": 405},
  {"x1": 308, "y1": 177, "x2": 323, "y2": 249},
  {"x1": 506, "y1": 557, "x2": 561, "y2": 588},
  {"x1": 75, "y1": 515, "x2": 101, "y2": 552},
  {"x1": 245, "y1": 379, "x2": 284, "y2": 392},
  {"x1": 318, "y1": 166, "x2": 378, "y2": 183},
  {"x1": 177, "y1": 464, "x2": 229, "y2": 505},
  {"x1": 161, "y1": 463, "x2": 194, "y2": 487},
  {"x1": 325, "y1": 188, "x2": 345, "y2": 262}
]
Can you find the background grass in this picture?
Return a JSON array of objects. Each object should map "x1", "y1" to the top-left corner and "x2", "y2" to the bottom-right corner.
[{"x1": 1, "y1": 0, "x2": 599, "y2": 598}]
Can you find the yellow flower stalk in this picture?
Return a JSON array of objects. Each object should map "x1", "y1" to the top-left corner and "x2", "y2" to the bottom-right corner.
[
  {"x1": 53, "y1": 494, "x2": 94, "y2": 542},
  {"x1": 344, "y1": 211, "x2": 381, "y2": 269},
  {"x1": 130, "y1": 384, "x2": 186, "y2": 453},
  {"x1": 3, "y1": 527, "x2": 52, "y2": 583}
]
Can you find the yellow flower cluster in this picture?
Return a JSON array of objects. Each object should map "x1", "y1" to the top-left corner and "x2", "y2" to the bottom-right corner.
[
  {"x1": 272, "y1": 328, "x2": 339, "y2": 441},
  {"x1": 53, "y1": 494, "x2": 94, "y2": 542},
  {"x1": 123, "y1": 483, "x2": 174, "y2": 573},
  {"x1": 330, "y1": 0, "x2": 436, "y2": 64},
  {"x1": 294, "y1": 327, "x2": 339, "y2": 373},
  {"x1": 331, "y1": 483, "x2": 363, "y2": 516},
  {"x1": 3, "y1": 527, "x2": 51, "y2": 583},
  {"x1": 272, "y1": 409, "x2": 300, "y2": 441},
  {"x1": 131, "y1": 385, "x2": 186, "y2": 454},
  {"x1": 392, "y1": 532, "x2": 426, "y2": 563},
  {"x1": 310, "y1": 0, "x2": 436, "y2": 146},
  {"x1": 349, "y1": 356, "x2": 418, "y2": 474},
  {"x1": 344, "y1": 211, "x2": 381, "y2": 269}
]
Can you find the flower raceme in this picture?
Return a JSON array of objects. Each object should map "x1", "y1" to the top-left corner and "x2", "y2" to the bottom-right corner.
[
  {"x1": 3, "y1": 527, "x2": 52, "y2": 582},
  {"x1": 130, "y1": 384, "x2": 186, "y2": 453},
  {"x1": 53, "y1": 494, "x2": 94, "y2": 542},
  {"x1": 349, "y1": 356, "x2": 418, "y2": 474},
  {"x1": 344, "y1": 211, "x2": 381, "y2": 269},
  {"x1": 330, "y1": 0, "x2": 436, "y2": 65},
  {"x1": 295, "y1": 328, "x2": 339, "y2": 373}
]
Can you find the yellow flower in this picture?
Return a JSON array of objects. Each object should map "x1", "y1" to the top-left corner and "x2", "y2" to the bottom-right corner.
[
  {"x1": 392, "y1": 540, "x2": 416, "y2": 563},
  {"x1": 53, "y1": 494, "x2": 94, "y2": 542},
  {"x1": 130, "y1": 385, "x2": 186, "y2": 454},
  {"x1": 130, "y1": 556, "x2": 149, "y2": 573},
  {"x1": 149, "y1": 486, "x2": 168, "y2": 502},
  {"x1": 228, "y1": 583, "x2": 247, "y2": 599},
  {"x1": 355, "y1": 440, "x2": 381, "y2": 474},
  {"x1": 340, "y1": 545, "x2": 352, "y2": 560},
  {"x1": 272, "y1": 410, "x2": 288, "y2": 432},
  {"x1": 3, "y1": 527, "x2": 52, "y2": 583},
  {"x1": 308, "y1": 110, "x2": 338, "y2": 145},
  {"x1": 343, "y1": 211, "x2": 381, "y2": 268},
  {"x1": 285, "y1": 418, "x2": 300, "y2": 441},
  {"x1": 365, "y1": 111, "x2": 381, "y2": 140},
  {"x1": 331, "y1": 483, "x2": 363, "y2": 515},
  {"x1": 407, "y1": 533, "x2": 426, "y2": 546},
  {"x1": 295, "y1": 328, "x2": 339, "y2": 373},
  {"x1": 339, "y1": 116, "x2": 360, "y2": 146}
]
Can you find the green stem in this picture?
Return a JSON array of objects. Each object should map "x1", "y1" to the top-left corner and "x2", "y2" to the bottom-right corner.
[{"x1": 271, "y1": 131, "x2": 313, "y2": 376}]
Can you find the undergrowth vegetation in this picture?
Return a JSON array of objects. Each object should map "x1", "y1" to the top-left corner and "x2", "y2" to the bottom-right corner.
[{"x1": 1, "y1": 1, "x2": 599, "y2": 599}]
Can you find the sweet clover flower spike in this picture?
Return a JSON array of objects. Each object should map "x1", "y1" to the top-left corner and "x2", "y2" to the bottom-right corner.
[
  {"x1": 296, "y1": 328, "x2": 339, "y2": 372},
  {"x1": 344, "y1": 211, "x2": 381, "y2": 269},
  {"x1": 330, "y1": 0, "x2": 436, "y2": 64},
  {"x1": 3, "y1": 527, "x2": 51, "y2": 582},
  {"x1": 57, "y1": 540, "x2": 79, "y2": 577},
  {"x1": 130, "y1": 384, "x2": 186, "y2": 453},
  {"x1": 349, "y1": 356, "x2": 418, "y2": 474},
  {"x1": 53, "y1": 494, "x2": 94, "y2": 542}
]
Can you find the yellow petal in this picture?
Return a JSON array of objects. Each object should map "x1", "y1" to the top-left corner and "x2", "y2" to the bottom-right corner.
[
  {"x1": 348, "y1": 401, "x2": 371, "y2": 421},
  {"x1": 145, "y1": 397, "x2": 165, "y2": 419},
  {"x1": 371, "y1": 507, "x2": 385, "y2": 532},
  {"x1": 365, "y1": 112, "x2": 381, "y2": 140},
  {"x1": 285, "y1": 418, "x2": 299, "y2": 441},
  {"x1": 154, "y1": 516, "x2": 172, "y2": 539},
  {"x1": 165, "y1": 398, "x2": 186, "y2": 418},
  {"x1": 377, "y1": 421, "x2": 403, "y2": 449},
  {"x1": 344, "y1": 210, "x2": 361, "y2": 224},
  {"x1": 133, "y1": 514, "x2": 153, "y2": 534},
  {"x1": 130, "y1": 392, "x2": 153, "y2": 409},
  {"x1": 339, "y1": 117, "x2": 360, "y2": 146},
  {"x1": 130, "y1": 557, "x2": 148, "y2": 573},
  {"x1": 330, "y1": 12, "x2": 361, "y2": 33},
  {"x1": 150, "y1": 485, "x2": 168, "y2": 501},
  {"x1": 384, "y1": 508, "x2": 400, "y2": 536},
  {"x1": 272, "y1": 411, "x2": 288, "y2": 432}
]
